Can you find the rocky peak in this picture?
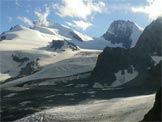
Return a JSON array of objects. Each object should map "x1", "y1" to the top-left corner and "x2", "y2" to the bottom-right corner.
[
  {"x1": 135, "y1": 17, "x2": 162, "y2": 56},
  {"x1": 10, "y1": 25, "x2": 27, "y2": 31},
  {"x1": 103, "y1": 20, "x2": 142, "y2": 48},
  {"x1": 49, "y1": 39, "x2": 79, "y2": 52}
]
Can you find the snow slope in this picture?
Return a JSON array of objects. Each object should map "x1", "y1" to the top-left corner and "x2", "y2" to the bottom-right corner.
[
  {"x1": 111, "y1": 66, "x2": 138, "y2": 87},
  {"x1": 0, "y1": 24, "x2": 99, "y2": 84},
  {"x1": 15, "y1": 94, "x2": 155, "y2": 122},
  {"x1": 151, "y1": 56, "x2": 162, "y2": 65},
  {"x1": 0, "y1": 50, "x2": 100, "y2": 88},
  {"x1": 0, "y1": 25, "x2": 58, "y2": 50},
  {"x1": 76, "y1": 37, "x2": 124, "y2": 50},
  {"x1": 32, "y1": 22, "x2": 92, "y2": 42}
]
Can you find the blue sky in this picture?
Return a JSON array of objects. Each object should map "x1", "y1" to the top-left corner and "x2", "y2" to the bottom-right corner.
[{"x1": 1, "y1": 0, "x2": 162, "y2": 37}]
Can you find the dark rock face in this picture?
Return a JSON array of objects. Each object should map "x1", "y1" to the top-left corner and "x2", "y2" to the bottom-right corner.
[
  {"x1": 135, "y1": 17, "x2": 162, "y2": 56},
  {"x1": 66, "y1": 41, "x2": 79, "y2": 51},
  {"x1": 12, "y1": 54, "x2": 29, "y2": 64},
  {"x1": 70, "y1": 31, "x2": 83, "y2": 42},
  {"x1": 91, "y1": 47, "x2": 153, "y2": 85},
  {"x1": 19, "y1": 59, "x2": 40, "y2": 77},
  {"x1": 91, "y1": 17, "x2": 162, "y2": 88},
  {"x1": 0, "y1": 36, "x2": 6, "y2": 41},
  {"x1": 50, "y1": 40, "x2": 79, "y2": 51},
  {"x1": 141, "y1": 87, "x2": 161, "y2": 121},
  {"x1": 121, "y1": 60, "x2": 161, "y2": 91},
  {"x1": 50, "y1": 40, "x2": 65, "y2": 50},
  {"x1": 5, "y1": 56, "x2": 40, "y2": 82},
  {"x1": 103, "y1": 20, "x2": 141, "y2": 48},
  {"x1": 10, "y1": 26, "x2": 14, "y2": 31}
]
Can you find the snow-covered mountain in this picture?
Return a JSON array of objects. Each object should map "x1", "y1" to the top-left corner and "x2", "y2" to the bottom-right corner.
[
  {"x1": 103, "y1": 20, "x2": 143, "y2": 48},
  {"x1": 31, "y1": 22, "x2": 93, "y2": 42},
  {"x1": 0, "y1": 22, "x2": 101, "y2": 87}
]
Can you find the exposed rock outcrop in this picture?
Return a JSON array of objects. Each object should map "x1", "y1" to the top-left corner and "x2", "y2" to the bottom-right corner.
[{"x1": 141, "y1": 87, "x2": 161, "y2": 121}]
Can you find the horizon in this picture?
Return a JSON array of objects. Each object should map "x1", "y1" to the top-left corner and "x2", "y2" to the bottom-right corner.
[{"x1": 1, "y1": 0, "x2": 162, "y2": 37}]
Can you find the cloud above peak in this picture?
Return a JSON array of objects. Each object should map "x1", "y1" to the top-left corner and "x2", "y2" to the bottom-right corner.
[
  {"x1": 17, "y1": 16, "x2": 33, "y2": 26},
  {"x1": 16, "y1": 1, "x2": 106, "y2": 31},
  {"x1": 53, "y1": 0, "x2": 105, "y2": 20},
  {"x1": 34, "y1": 4, "x2": 51, "y2": 26},
  {"x1": 66, "y1": 20, "x2": 92, "y2": 30},
  {"x1": 17, "y1": 4, "x2": 51, "y2": 27},
  {"x1": 132, "y1": 0, "x2": 162, "y2": 20}
]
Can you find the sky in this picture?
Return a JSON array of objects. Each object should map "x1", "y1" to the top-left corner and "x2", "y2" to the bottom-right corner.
[{"x1": 1, "y1": 0, "x2": 162, "y2": 37}]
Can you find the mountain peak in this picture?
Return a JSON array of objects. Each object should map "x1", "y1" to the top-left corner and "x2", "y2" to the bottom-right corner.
[
  {"x1": 135, "y1": 17, "x2": 162, "y2": 56},
  {"x1": 151, "y1": 16, "x2": 162, "y2": 26},
  {"x1": 108, "y1": 20, "x2": 137, "y2": 32},
  {"x1": 10, "y1": 25, "x2": 28, "y2": 31},
  {"x1": 103, "y1": 20, "x2": 143, "y2": 48},
  {"x1": 156, "y1": 16, "x2": 162, "y2": 23}
]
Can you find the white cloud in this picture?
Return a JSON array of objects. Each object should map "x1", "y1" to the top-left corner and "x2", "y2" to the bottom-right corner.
[
  {"x1": 66, "y1": 20, "x2": 92, "y2": 30},
  {"x1": 17, "y1": 16, "x2": 33, "y2": 26},
  {"x1": 17, "y1": 5, "x2": 51, "y2": 27},
  {"x1": 34, "y1": 4, "x2": 50, "y2": 26},
  {"x1": 132, "y1": 0, "x2": 162, "y2": 20},
  {"x1": 53, "y1": 0, "x2": 105, "y2": 20}
]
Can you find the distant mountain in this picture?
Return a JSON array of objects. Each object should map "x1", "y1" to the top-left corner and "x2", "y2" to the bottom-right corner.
[
  {"x1": 103, "y1": 20, "x2": 143, "y2": 48},
  {"x1": 91, "y1": 17, "x2": 162, "y2": 89},
  {"x1": 0, "y1": 20, "x2": 143, "y2": 50},
  {"x1": 31, "y1": 22, "x2": 91, "y2": 42},
  {"x1": 0, "y1": 23, "x2": 92, "y2": 42},
  {"x1": 0, "y1": 20, "x2": 101, "y2": 86}
]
